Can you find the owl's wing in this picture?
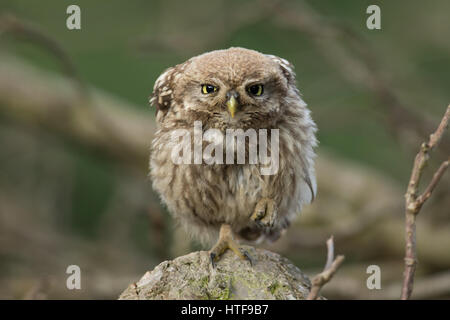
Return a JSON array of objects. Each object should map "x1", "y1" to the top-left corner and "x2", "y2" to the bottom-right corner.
[
  {"x1": 302, "y1": 170, "x2": 317, "y2": 203},
  {"x1": 149, "y1": 66, "x2": 177, "y2": 118},
  {"x1": 265, "y1": 54, "x2": 297, "y2": 86},
  {"x1": 267, "y1": 54, "x2": 316, "y2": 202}
]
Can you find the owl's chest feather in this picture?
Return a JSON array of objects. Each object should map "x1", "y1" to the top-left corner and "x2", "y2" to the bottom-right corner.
[
  {"x1": 150, "y1": 116, "x2": 313, "y2": 234},
  {"x1": 177, "y1": 163, "x2": 264, "y2": 226}
]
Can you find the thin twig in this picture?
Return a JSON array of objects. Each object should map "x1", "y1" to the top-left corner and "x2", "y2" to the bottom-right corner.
[
  {"x1": 307, "y1": 236, "x2": 345, "y2": 300},
  {"x1": 416, "y1": 160, "x2": 449, "y2": 206},
  {"x1": 324, "y1": 236, "x2": 334, "y2": 271},
  {"x1": 401, "y1": 105, "x2": 450, "y2": 300}
]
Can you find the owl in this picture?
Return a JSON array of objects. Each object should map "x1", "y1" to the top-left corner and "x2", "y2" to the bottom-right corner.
[{"x1": 150, "y1": 47, "x2": 317, "y2": 266}]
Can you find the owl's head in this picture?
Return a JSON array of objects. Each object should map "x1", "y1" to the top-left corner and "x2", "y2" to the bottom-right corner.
[{"x1": 151, "y1": 47, "x2": 300, "y2": 130}]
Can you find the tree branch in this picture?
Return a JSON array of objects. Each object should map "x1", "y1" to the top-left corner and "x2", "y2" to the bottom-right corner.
[
  {"x1": 307, "y1": 236, "x2": 345, "y2": 300},
  {"x1": 416, "y1": 159, "x2": 450, "y2": 206},
  {"x1": 401, "y1": 105, "x2": 450, "y2": 300}
]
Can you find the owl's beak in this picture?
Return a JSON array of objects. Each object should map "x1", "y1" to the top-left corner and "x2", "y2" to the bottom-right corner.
[{"x1": 226, "y1": 95, "x2": 238, "y2": 118}]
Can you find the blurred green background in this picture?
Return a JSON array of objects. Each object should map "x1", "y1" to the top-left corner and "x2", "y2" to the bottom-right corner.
[{"x1": 0, "y1": 0, "x2": 449, "y2": 299}]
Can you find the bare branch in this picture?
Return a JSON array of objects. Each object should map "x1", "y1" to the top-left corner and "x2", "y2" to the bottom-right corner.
[
  {"x1": 416, "y1": 159, "x2": 449, "y2": 206},
  {"x1": 307, "y1": 236, "x2": 345, "y2": 300},
  {"x1": 324, "y1": 236, "x2": 335, "y2": 271},
  {"x1": 402, "y1": 105, "x2": 450, "y2": 300}
]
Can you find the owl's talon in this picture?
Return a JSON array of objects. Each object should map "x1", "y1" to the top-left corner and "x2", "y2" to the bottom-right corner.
[
  {"x1": 254, "y1": 220, "x2": 269, "y2": 233},
  {"x1": 209, "y1": 224, "x2": 253, "y2": 267},
  {"x1": 210, "y1": 252, "x2": 217, "y2": 268},
  {"x1": 242, "y1": 250, "x2": 253, "y2": 266},
  {"x1": 251, "y1": 198, "x2": 277, "y2": 229}
]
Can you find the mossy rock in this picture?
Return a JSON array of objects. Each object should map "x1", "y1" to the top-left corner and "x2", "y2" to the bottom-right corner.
[{"x1": 119, "y1": 246, "x2": 312, "y2": 300}]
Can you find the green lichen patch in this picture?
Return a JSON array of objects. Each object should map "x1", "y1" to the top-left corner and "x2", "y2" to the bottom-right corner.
[{"x1": 119, "y1": 246, "x2": 312, "y2": 300}]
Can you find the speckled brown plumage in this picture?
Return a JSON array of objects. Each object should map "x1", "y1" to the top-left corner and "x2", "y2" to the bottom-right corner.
[{"x1": 149, "y1": 47, "x2": 317, "y2": 248}]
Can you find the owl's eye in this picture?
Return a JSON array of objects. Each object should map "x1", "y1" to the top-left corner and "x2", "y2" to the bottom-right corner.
[
  {"x1": 247, "y1": 84, "x2": 264, "y2": 96},
  {"x1": 201, "y1": 84, "x2": 218, "y2": 94}
]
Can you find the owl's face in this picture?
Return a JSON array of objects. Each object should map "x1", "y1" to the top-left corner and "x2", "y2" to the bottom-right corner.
[{"x1": 152, "y1": 48, "x2": 298, "y2": 130}]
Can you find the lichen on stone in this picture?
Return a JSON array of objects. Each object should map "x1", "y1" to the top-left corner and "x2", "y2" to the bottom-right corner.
[{"x1": 119, "y1": 245, "x2": 312, "y2": 300}]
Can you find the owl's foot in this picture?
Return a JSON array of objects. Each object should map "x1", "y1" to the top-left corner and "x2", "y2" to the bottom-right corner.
[
  {"x1": 209, "y1": 224, "x2": 253, "y2": 268},
  {"x1": 251, "y1": 198, "x2": 277, "y2": 230}
]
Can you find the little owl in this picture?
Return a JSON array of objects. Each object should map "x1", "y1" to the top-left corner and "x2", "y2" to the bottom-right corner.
[{"x1": 150, "y1": 47, "x2": 317, "y2": 266}]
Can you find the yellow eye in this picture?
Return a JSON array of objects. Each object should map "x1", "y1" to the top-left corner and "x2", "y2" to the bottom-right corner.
[
  {"x1": 247, "y1": 84, "x2": 264, "y2": 96},
  {"x1": 201, "y1": 84, "x2": 217, "y2": 94}
]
